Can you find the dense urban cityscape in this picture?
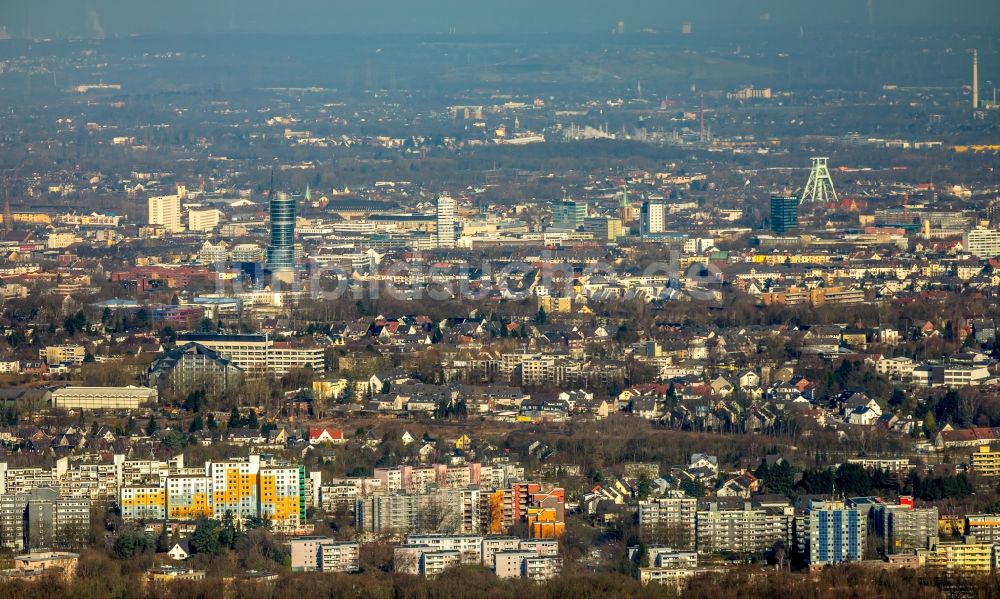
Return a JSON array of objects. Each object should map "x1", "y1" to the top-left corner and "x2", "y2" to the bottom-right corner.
[{"x1": 0, "y1": 1, "x2": 999, "y2": 597}]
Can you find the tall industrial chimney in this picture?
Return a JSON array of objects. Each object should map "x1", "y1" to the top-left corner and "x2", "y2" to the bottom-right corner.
[{"x1": 973, "y1": 48, "x2": 979, "y2": 110}]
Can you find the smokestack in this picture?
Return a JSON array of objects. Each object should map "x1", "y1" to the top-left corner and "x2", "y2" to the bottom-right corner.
[{"x1": 973, "y1": 49, "x2": 979, "y2": 110}]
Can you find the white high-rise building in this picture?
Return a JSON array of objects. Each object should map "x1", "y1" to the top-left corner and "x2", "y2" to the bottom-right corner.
[
  {"x1": 188, "y1": 209, "x2": 223, "y2": 232},
  {"x1": 641, "y1": 200, "x2": 667, "y2": 237},
  {"x1": 148, "y1": 194, "x2": 182, "y2": 232},
  {"x1": 437, "y1": 195, "x2": 455, "y2": 248},
  {"x1": 964, "y1": 229, "x2": 1000, "y2": 258}
]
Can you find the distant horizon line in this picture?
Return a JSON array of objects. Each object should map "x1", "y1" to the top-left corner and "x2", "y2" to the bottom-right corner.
[{"x1": 1, "y1": 23, "x2": 999, "y2": 44}]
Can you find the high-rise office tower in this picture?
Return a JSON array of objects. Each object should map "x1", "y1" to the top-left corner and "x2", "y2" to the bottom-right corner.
[
  {"x1": 437, "y1": 195, "x2": 455, "y2": 248},
  {"x1": 550, "y1": 199, "x2": 587, "y2": 230},
  {"x1": 770, "y1": 196, "x2": 800, "y2": 234},
  {"x1": 640, "y1": 200, "x2": 666, "y2": 237},
  {"x1": 267, "y1": 191, "x2": 296, "y2": 281},
  {"x1": 148, "y1": 194, "x2": 181, "y2": 232}
]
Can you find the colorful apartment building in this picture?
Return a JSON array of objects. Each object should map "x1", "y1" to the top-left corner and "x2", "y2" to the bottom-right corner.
[
  {"x1": 511, "y1": 483, "x2": 541, "y2": 522},
  {"x1": 750, "y1": 253, "x2": 834, "y2": 265},
  {"x1": 119, "y1": 486, "x2": 166, "y2": 521},
  {"x1": 117, "y1": 455, "x2": 306, "y2": 526},
  {"x1": 209, "y1": 457, "x2": 261, "y2": 519},
  {"x1": 526, "y1": 506, "x2": 565, "y2": 538},
  {"x1": 483, "y1": 489, "x2": 514, "y2": 534},
  {"x1": 801, "y1": 500, "x2": 866, "y2": 567},
  {"x1": 259, "y1": 466, "x2": 306, "y2": 526},
  {"x1": 165, "y1": 476, "x2": 212, "y2": 520},
  {"x1": 526, "y1": 488, "x2": 566, "y2": 538}
]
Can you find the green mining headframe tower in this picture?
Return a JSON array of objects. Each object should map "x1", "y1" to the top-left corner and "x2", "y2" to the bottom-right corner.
[{"x1": 801, "y1": 157, "x2": 839, "y2": 204}]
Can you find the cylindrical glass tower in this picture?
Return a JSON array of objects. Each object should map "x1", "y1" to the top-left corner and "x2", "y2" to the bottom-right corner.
[{"x1": 267, "y1": 192, "x2": 296, "y2": 272}]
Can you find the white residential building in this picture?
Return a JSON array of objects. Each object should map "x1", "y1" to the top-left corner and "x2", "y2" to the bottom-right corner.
[
  {"x1": 148, "y1": 194, "x2": 182, "y2": 232},
  {"x1": 188, "y1": 209, "x2": 223, "y2": 232},
  {"x1": 289, "y1": 537, "x2": 359, "y2": 572},
  {"x1": 175, "y1": 333, "x2": 324, "y2": 377},
  {"x1": 876, "y1": 357, "x2": 915, "y2": 379},
  {"x1": 964, "y1": 228, "x2": 1000, "y2": 258}
]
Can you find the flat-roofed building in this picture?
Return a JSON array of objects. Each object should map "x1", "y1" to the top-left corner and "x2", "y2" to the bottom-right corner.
[
  {"x1": 146, "y1": 566, "x2": 206, "y2": 583},
  {"x1": 917, "y1": 537, "x2": 994, "y2": 571},
  {"x1": 522, "y1": 555, "x2": 562, "y2": 581},
  {"x1": 50, "y1": 386, "x2": 157, "y2": 410},
  {"x1": 0, "y1": 488, "x2": 90, "y2": 551},
  {"x1": 494, "y1": 550, "x2": 534, "y2": 578},
  {"x1": 481, "y1": 536, "x2": 521, "y2": 567},
  {"x1": 9, "y1": 551, "x2": 78, "y2": 582},
  {"x1": 289, "y1": 537, "x2": 360, "y2": 572},
  {"x1": 119, "y1": 486, "x2": 166, "y2": 521},
  {"x1": 965, "y1": 514, "x2": 1000, "y2": 543},
  {"x1": 638, "y1": 497, "x2": 697, "y2": 549},
  {"x1": 875, "y1": 357, "x2": 916, "y2": 379},
  {"x1": 695, "y1": 499, "x2": 793, "y2": 556},
  {"x1": 404, "y1": 534, "x2": 483, "y2": 564},
  {"x1": 258, "y1": 465, "x2": 305, "y2": 527},
  {"x1": 208, "y1": 456, "x2": 261, "y2": 520},
  {"x1": 800, "y1": 500, "x2": 866, "y2": 567},
  {"x1": 165, "y1": 475, "x2": 212, "y2": 520},
  {"x1": 176, "y1": 333, "x2": 325, "y2": 377},
  {"x1": 964, "y1": 228, "x2": 1000, "y2": 258},
  {"x1": 874, "y1": 499, "x2": 938, "y2": 554},
  {"x1": 972, "y1": 445, "x2": 1000, "y2": 476},
  {"x1": 148, "y1": 194, "x2": 182, "y2": 233},
  {"x1": 582, "y1": 216, "x2": 623, "y2": 241},
  {"x1": 41, "y1": 345, "x2": 86, "y2": 366},
  {"x1": 639, "y1": 567, "x2": 699, "y2": 587},
  {"x1": 188, "y1": 209, "x2": 223, "y2": 232},
  {"x1": 420, "y1": 550, "x2": 461, "y2": 577}
]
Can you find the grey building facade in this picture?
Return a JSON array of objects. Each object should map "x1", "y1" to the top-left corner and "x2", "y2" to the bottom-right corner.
[{"x1": 0, "y1": 487, "x2": 90, "y2": 551}]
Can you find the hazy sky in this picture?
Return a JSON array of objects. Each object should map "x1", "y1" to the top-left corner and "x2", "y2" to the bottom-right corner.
[{"x1": 2, "y1": 0, "x2": 999, "y2": 38}]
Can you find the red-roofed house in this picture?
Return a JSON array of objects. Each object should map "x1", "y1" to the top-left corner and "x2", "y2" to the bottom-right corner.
[
  {"x1": 309, "y1": 427, "x2": 346, "y2": 445},
  {"x1": 936, "y1": 427, "x2": 1000, "y2": 449}
]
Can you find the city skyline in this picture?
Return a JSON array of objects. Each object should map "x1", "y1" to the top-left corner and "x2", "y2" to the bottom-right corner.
[{"x1": 0, "y1": 1, "x2": 999, "y2": 595}]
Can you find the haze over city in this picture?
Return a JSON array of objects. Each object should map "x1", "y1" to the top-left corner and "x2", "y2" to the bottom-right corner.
[
  {"x1": 3, "y1": 0, "x2": 1000, "y2": 37},
  {"x1": 0, "y1": 1, "x2": 997, "y2": 598}
]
